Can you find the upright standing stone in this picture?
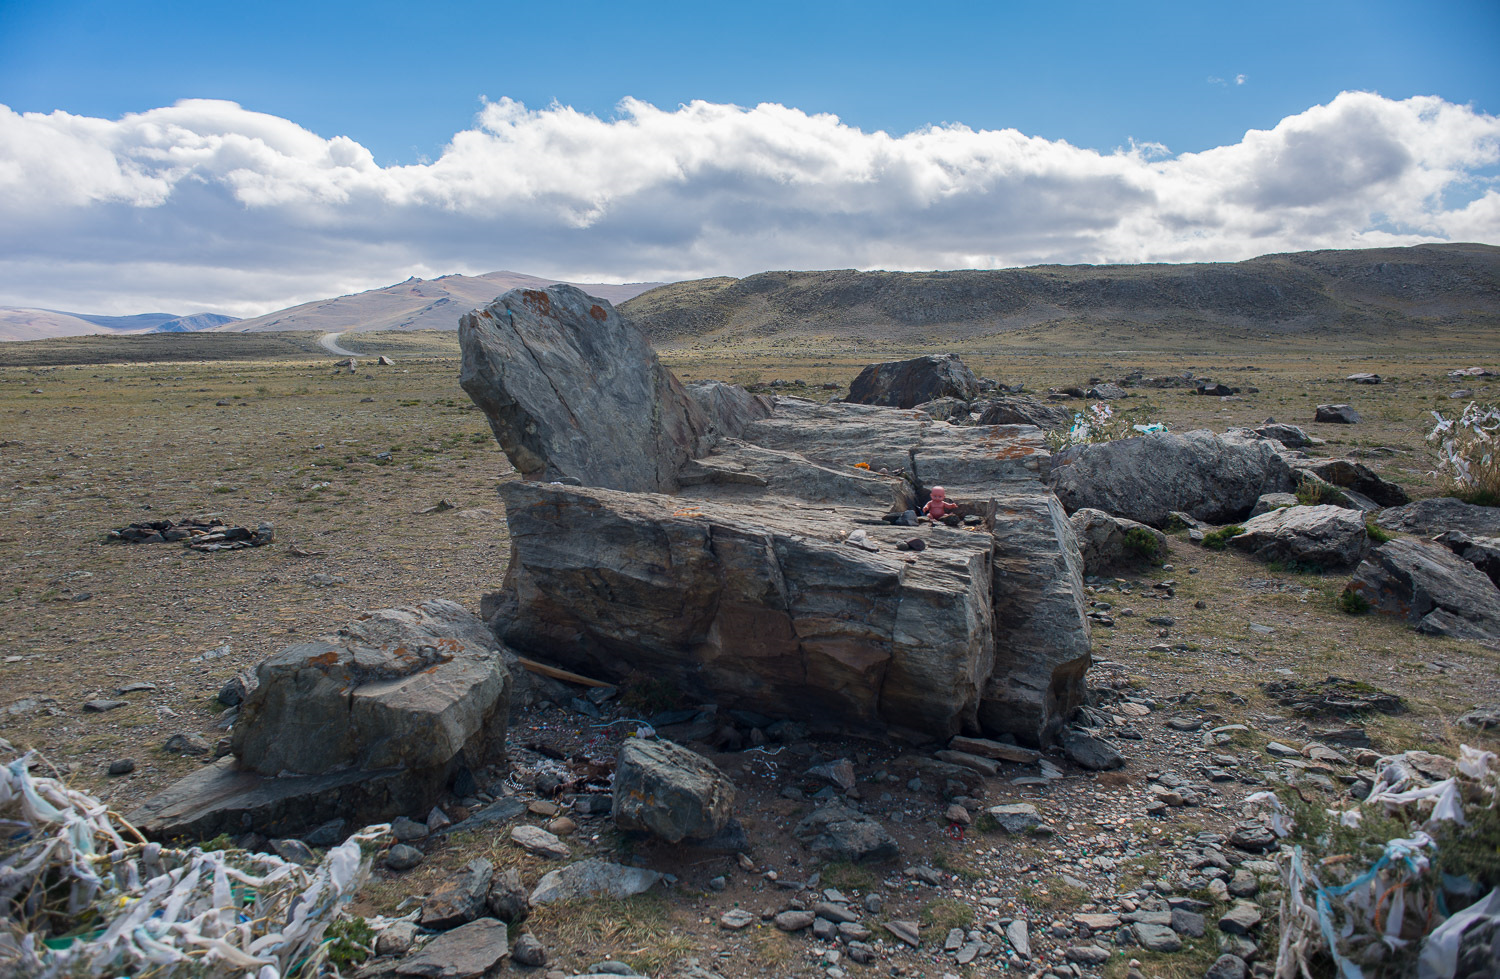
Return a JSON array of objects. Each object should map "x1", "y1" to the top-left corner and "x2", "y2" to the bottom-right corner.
[{"x1": 459, "y1": 284, "x2": 712, "y2": 493}]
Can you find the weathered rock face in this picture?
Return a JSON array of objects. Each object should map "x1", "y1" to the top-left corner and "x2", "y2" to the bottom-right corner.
[
  {"x1": 458, "y1": 285, "x2": 710, "y2": 493},
  {"x1": 846, "y1": 354, "x2": 980, "y2": 409},
  {"x1": 233, "y1": 600, "x2": 511, "y2": 777},
  {"x1": 1346, "y1": 538, "x2": 1500, "y2": 648},
  {"x1": 686, "y1": 380, "x2": 775, "y2": 439},
  {"x1": 976, "y1": 396, "x2": 1074, "y2": 432},
  {"x1": 1049, "y1": 430, "x2": 1297, "y2": 528},
  {"x1": 1069, "y1": 508, "x2": 1168, "y2": 576},
  {"x1": 1231, "y1": 505, "x2": 1369, "y2": 568},
  {"x1": 1377, "y1": 498, "x2": 1500, "y2": 538},
  {"x1": 981, "y1": 493, "x2": 1092, "y2": 743},
  {"x1": 495, "y1": 481, "x2": 998, "y2": 740},
  {"x1": 913, "y1": 396, "x2": 973, "y2": 424},
  {"x1": 612, "y1": 738, "x2": 736, "y2": 843}
]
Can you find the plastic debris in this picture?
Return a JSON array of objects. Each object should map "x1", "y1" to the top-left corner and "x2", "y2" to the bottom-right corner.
[
  {"x1": 2, "y1": 750, "x2": 388, "y2": 978},
  {"x1": 1255, "y1": 745, "x2": 1499, "y2": 979}
]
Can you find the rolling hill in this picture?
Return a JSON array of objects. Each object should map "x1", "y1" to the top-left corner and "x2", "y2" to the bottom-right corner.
[
  {"x1": 620, "y1": 243, "x2": 1500, "y2": 344},
  {"x1": 222, "y1": 270, "x2": 665, "y2": 334}
]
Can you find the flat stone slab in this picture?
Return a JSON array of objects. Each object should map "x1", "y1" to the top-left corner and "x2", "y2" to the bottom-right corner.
[
  {"x1": 529, "y1": 858, "x2": 663, "y2": 905},
  {"x1": 126, "y1": 756, "x2": 439, "y2": 841},
  {"x1": 396, "y1": 918, "x2": 509, "y2": 978}
]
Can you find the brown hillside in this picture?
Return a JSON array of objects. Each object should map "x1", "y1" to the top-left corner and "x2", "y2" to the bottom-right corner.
[{"x1": 621, "y1": 243, "x2": 1500, "y2": 344}]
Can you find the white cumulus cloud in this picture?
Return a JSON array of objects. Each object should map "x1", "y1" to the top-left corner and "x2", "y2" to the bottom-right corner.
[{"x1": 0, "y1": 91, "x2": 1496, "y2": 315}]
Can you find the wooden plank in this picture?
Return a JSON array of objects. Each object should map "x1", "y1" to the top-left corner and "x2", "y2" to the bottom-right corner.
[{"x1": 514, "y1": 656, "x2": 612, "y2": 688}]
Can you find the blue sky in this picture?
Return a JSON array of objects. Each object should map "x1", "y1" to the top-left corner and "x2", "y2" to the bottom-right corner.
[
  {"x1": 5, "y1": 0, "x2": 1497, "y2": 162},
  {"x1": 1, "y1": 0, "x2": 1498, "y2": 314}
]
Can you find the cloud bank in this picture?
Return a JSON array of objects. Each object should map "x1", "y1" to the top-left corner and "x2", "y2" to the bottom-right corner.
[{"x1": 1, "y1": 91, "x2": 1497, "y2": 315}]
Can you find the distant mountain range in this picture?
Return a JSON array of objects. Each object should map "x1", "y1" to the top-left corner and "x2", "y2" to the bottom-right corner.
[
  {"x1": 621, "y1": 242, "x2": 1500, "y2": 343},
  {"x1": 217, "y1": 270, "x2": 665, "y2": 334},
  {"x1": 0, "y1": 271, "x2": 663, "y2": 342},
  {"x1": 0, "y1": 308, "x2": 238, "y2": 342}
]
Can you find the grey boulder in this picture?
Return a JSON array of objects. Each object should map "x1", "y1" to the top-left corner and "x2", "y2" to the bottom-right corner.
[
  {"x1": 529, "y1": 858, "x2": 663, "y2": 905},
  {"x1": 1346, "y1": 538, "x2": 1500, "y2": 648},
  {"x1": 1069, "y1": 507, "x2": 1168, "y2": 574},
  {"x1": 1060, "y1": 728, "x2": 1125, "y2": 770},
  {"x1": 232, "y1": 599, "x2": 510, "y2": 777},
  {"x1": 1377, "y1": 498, "x2": 1500, "y2": 538},
  {"x1": 1295, "y1": 459, "x2": 1409, "y2": 507},
  {"x1": 1049, "y1": 429, "x2": 1296, "y2": 528},
  {"x1": 612, "y1": 738, "x2": 736, "y2": 843},
  {"x1": 846, "y1": 353, "x2": 980, "y2": 408},
  {"x1": 1254, "y1": 423, "x2": 1316, "y2": 448},
  {"x1": 396, "y1": 918, "x2": 509, "y2": 979},
  {"x1": 1250, "y1": 493, "x2": 1299, "y2": 517},
  {"x1": 795, "y1": 802, "x2": 899, "y2": 863},
  {"x1": 459, "y1": 284, "x2": 711, "y2": 493},
  {"x1": 976, "y1": 396, "x2": 1074, "y2": 431},
  {"x1": 1315, "y1": 404, "x2": 1361, "y2": 424},
  {"x1": 1230, "y1": 505, "x2": 1369, "y2": 568}
]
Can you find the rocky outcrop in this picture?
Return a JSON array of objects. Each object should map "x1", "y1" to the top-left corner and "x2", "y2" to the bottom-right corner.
[
  {"x1": 1231, "y1": 505, "x2": 1369, "y2": 568},
  {"x1": 129, "y1": 600, "x2": 512, "y2": 839},
  {"x1": 1346, "y1": 538, "x2": 1500, "y2": 648},
  {"x1": 976, "y1": 396, "x2": 1074, "y2": 432},
  {"x1": 846, "y1": 354, "x2": 980, "y2": 409},
  {"x1": 469, "y1": 290, "x2": 1091, "y2": 746},
  {"x1": 1069, "y1": 508, "x2": 1168, "y2": 575},
  {"x1": 458, "y1": 285, "x2": 711, "y2": 493},
  {"x1": 1377, "y1": 498, "x2": 1500, "y2": 538},
  {"x1": 613, "y1": 739, "x2": 736, "y2": 843},
  {"x1": 1049, "y1": 430, "x2": 1297, "y2": 528}
]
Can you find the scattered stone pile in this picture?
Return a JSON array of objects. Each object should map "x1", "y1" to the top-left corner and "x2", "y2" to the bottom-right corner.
[{"x1": 108, "y1": 516, "x2": 274, "y2": 552}]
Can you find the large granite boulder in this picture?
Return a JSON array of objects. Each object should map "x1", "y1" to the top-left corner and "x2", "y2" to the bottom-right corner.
[
  {"x1": 976, "y1": 396, "x2": 1074, "y2": 431},
  {"x1": 1230, "y1": 505, "x2": 1369, "y2": 568},
  {"x1": 1069, "y1": 507, "x2": 1169, "y2": 575},
  {"x1": 130, "y1": 600, "x2": 511, "y2": 839},
  {"x1": 612, "y1": 738, "x2": 736, "y2": 843},
  {"x1": 846, "y1": 354, "x2": 980, "y2": 409},
  {"x1": 1376, "y1": 498, "x2": 1500, "y2": 538},
  {"x1": 1049, "y1": 429, "x2": 1298, "y2": 528},
  {"x1": 458, "y1": 285, "x2": 711, "y2": 493},
  {"x1": 1345, "y1": 538, "x2": 1500, "y2": 648}
]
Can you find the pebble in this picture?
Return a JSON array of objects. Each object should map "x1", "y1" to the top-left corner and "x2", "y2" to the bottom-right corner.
[
  {"x1": 720, "y1": 909, "x2": 755, "y2": 930},
  {"x1": 384, "y1": 844, "x2": 424, "y2": 871},
  {"x1": 512, "y1": 933, "x2": 548, "y2": 967},
  {"x1": 107, "y1": 758, "x2": 135, "y2": 775}
]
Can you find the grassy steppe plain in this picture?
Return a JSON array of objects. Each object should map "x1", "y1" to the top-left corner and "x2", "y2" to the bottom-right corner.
[{"x1": 1, "y1": 323, "x2": 1498, "y2": 975}]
